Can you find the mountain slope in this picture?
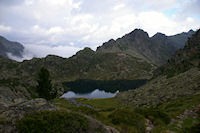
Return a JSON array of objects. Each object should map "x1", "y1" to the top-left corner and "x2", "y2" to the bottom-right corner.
[
  {"x1": 168, "y1": 29, "x2": 195, "y2": 49},
  {"x1": 117, "y1": 29, "x2": 200, "y2": 106},
  {"x1": 0, "y1": 29, "x2": 195, "y2": 103},
  {"x1": 0, "y1": 47, "x2": 154, "y2": 82},
  {"x1": 97, "y1": 29, "x2": 194, "y2": 65},
  {"x1": 0, "y1": 36, "x2": 24, "y2": 58}
]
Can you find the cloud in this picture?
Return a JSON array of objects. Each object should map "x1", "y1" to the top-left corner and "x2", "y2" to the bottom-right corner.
[
  {"x1": 113, "y1": 4, "x2": 125, "y2": 11},
  {"x1": 0, "y1": 0, "x2": 200, "y2": 57},
  {"x1": 7, "y1": 44, "x2": 82, "y2": 62},
  {"x1": 0, "y1": 25, "x2": 12, "y2": 33}
]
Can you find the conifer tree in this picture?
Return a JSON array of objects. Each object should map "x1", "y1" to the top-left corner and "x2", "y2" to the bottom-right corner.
[{"x1": 36, "y1": 67, "x2": 57, "y2": 100}]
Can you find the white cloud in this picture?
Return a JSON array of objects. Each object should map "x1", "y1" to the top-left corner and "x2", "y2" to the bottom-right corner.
[
  {"x1": 7, "y1": 52, "x2": 23, "y2": 62},
  {"x1": 144, "y1": 0, "x2": 178, "y2": 10},
  {"x1": 113, "y1": 3, "x2": 125, "y2": 11},
  {"x1": 137, "y1": 11, "x2": 177, "y2": 36},
  {"x1": 8, "y1": 44, "x2": 82, "y2": 62},
  {"x1": 0, "y1": 25, "x2": 12, "y2": 33},
  {"x1": 0, "y1": 0, "x2": 199, "y2": 55},
  {"x1": 25, "y1": 0, "x2": 33, "y2": 6},
  {"x1": 82, "y1": 35, "x2": 90, "y2": 41},
  {"x1": 48, "y1": 26, "x2": 64, "y2": 35},
  {"x1": 186, "y1": 17, "x2": 194, "y2": 23},
  {"x1": 71, "y1": 14, "x2": 93, "y2": 25}
]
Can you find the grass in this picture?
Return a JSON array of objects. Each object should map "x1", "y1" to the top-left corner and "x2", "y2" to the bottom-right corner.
[
  {"x1": 156, "y1": 94, "x2": 200, "y2": 118},
  {"x1": 135, "y1": 107, "x2": 170, "y2": 125},
  {"x1": 52, "y1": 93, "x2": 200, "y2": 133},
  {"x1": 53, "y1": 98, "x2": 146, "y2": 132},
  {"x1": 53, "y1": 98, "x2": 77, "y2": 110},
  {"x1": 148, "y1": 94, "x2": 200, "y2": 133},
  {"x1": 15, "y1": 93, "x2": 200, "y2": 132},
  {"x1": 108, "y1": 109, "x2": 146, "y2": 133},
  {"x1": 75, "y1": 97, "x2": 122, "y2": 111},
  {"x1": 16, "y1": 111, "x2": 89, "y2": 133}
]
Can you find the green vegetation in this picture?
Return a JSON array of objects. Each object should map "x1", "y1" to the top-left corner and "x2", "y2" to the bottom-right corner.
[
  {"x1": 53, "y1": 93, "x2": 200, "y2": 133},
  {"x1": 36, "y1": 67, "x2": 57, "y2": 100},
  {"x1": 0, "y1": 78, "x2": 37, "y2": 98},
  {"x1": 0, "y1": 78, "x2": 21, "y2": 88},
  {"x1": 76, "y1": 98, "x2": 121, "y2": 111},
  {"x1": 156, "y1": 94, "x2": 200, "y2": 117},
  {"x1": 108, "y1": 109, "x2": 146, "y2": 132},
  {"x1": 165, "y1": 63, "x2": 191, "y2": 78},
  {"x1": 135, "y1": 107, "x2": 170, "y2": 125},
  {"x1": 16, "y1": 111, "x2": 89, "y2": 133},
  {"x1": 150, "y1": 94, "x2": 200, "y2": 133}
]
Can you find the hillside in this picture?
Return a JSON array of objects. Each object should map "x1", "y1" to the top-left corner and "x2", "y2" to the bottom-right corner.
[
  {"x1": 117, "y1": 29, "x2": 200, "y2": 106},
  {"x1": 0, "y1": 48, "x2": 154, "y2": 89},
  {"x1": 0, "y1": 29, "x2": 194, "y2": 84},
  {"x1": 97, "y1": 29, "x2": 194, "y2": 65},
  {"x1": 0, "y1": 29, "x2": 199, "y2": 133},
  {"x1": 0, "y1": 47, "x2": 155, "y2": 108},
  {"x1": 0, "y1": 29, "x2": 196, "y2": 106}
]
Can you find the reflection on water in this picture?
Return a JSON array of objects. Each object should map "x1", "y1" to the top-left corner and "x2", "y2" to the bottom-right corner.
[{"x1": 61, "y1": 89, "x2": 119, "y2": 99}]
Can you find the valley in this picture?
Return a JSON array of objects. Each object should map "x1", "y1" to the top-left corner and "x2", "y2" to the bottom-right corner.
[{"x1": 0, "y1": 29, "x2": 199, "y2": 133}]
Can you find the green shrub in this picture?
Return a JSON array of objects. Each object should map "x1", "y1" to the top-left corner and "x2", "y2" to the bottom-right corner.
[
  {"x1": 135, "y1": 107, "x2": 170, "y2": 125},
  {"x1": 16, "y1": 111, "x2": 89, "y2": 133},
  {"x1": 185, "y1": 123, "x2": 200, "y2": 133},
  {"x1": 108, "y1": 109, "x2": 146, "y2": 132},
  {"x1": 73, "y1": 106, "x2": 100, "y2": 117}
]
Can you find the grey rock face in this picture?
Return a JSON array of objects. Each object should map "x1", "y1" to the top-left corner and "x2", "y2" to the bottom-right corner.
[
  {"x1": 97, "y1": 29, "x2": 194, "y2": 66},
  {"x1": 0, "y1": 98, "x2": 56, "y2": 133},
  {"x1": 0, "y1": 36, "x2": 24, "y2": 58}
]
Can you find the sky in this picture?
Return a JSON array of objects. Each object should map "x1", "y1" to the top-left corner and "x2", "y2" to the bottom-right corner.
[{"x1": 0, "y1": 0, "x2": 200, "y2": 60}]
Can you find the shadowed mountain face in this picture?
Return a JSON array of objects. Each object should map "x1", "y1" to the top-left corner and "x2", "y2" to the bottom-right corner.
[
  {"x1": 0, "y1": 29, "x2": 196, "y2": 102},
  {"x1": 168, "y1": 29, "x2": 195, "y2": 49},
  {"x1": 117, "y1": 29, "x2": 200, "y2": 106},
  {"x1": 154, "y1": 29, "x2": 200, "y2": 78},
  {"x1": 97, "y1": 29, "x2": 194, "y2": 65},
  {"x1": 0, "y1": 36, "x2": 24, "y2": 58}
]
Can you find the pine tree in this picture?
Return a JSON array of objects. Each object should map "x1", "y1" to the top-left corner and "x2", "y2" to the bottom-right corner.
[{"x1": 36, "y1": 67, "x2": 57, "y2": 100}]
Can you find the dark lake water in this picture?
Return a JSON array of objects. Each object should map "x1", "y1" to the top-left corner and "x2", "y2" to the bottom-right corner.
[{"x1": 61, "y1": 79, "x2": 147, "y2": 99}]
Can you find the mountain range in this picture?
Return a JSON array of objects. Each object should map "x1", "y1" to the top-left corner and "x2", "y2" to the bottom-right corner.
[
  {"x1": 0, "y1": 29, "x2": 194, "y2": 82},
  {"x1": 97, "y1": 29, "x2": 194, "y2": 65},
  {"x1": 117, "y1": 29, "x2": 200, "y2": 106},
  {"x1": 0, "y1": 29, "x2": 195, "y2": 102},
  {"x1": 0, "y1": 28, "x2": 200, "y2": 133}
]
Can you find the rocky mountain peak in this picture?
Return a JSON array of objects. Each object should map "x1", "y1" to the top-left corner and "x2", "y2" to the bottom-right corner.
[
  {"x1": 152, "y1": 32, "x2": 167, "y2": 39},
  {"x1": 188, "y1": 29, "x2": 195, "y2": 35},
  {"x1": 75, "y1": 47, "x2": 95, "y2": 57},
  {"x1": 128, "y1": 29, "x2": 149, "y2": 39},
  {"x1": 185, "y1": 29, "x2": 200, "y2": 47}
]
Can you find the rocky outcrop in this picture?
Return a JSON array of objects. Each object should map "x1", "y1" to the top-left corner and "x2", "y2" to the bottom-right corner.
[{"x1": 0, "y1": 98, "x2": 56, "y2": 133}]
